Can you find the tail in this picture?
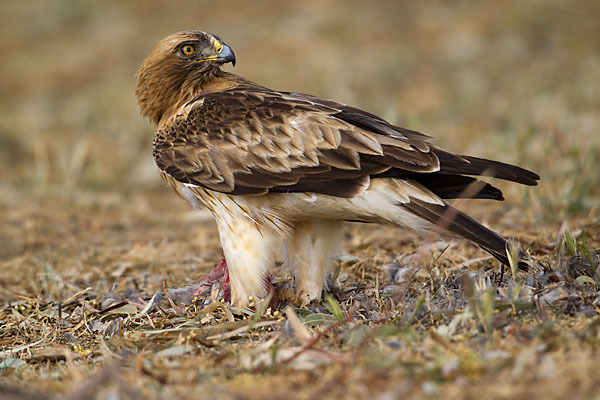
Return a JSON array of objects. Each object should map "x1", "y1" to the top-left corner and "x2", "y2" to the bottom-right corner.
[
  {"x1": 374, "y1": 151, "x2": 540, "y2": 201},
  {"x1": 400, "y1": 197, "x2": 529, "y2": 269},
  {"x1": 434, "y1": 150, "x2": 540, "y2": 186}
]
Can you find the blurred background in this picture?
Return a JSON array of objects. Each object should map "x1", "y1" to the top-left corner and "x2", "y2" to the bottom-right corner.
[
  {"x1": 2, "y1": 3, "x2": 600, "y2": 395},
  {"x1": 1, "y1": 0, "x2": 599, "y2": 257}
]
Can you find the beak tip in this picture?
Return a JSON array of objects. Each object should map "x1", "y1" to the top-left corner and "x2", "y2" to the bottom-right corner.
[{"x1": 220, "y1": 44, "x2": 236, "y2": 67}]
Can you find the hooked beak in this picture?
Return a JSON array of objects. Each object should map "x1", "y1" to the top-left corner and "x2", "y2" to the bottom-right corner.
[
  {"x1": 197, "y1": 42, "x2": 236, "y2": 66},
  {"x1": 216, "y1": 43, "x2": 236, "y2": 66}
]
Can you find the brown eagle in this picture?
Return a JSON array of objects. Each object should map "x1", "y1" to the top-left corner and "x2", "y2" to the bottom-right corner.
[{"x1": 136, "y1": 31, "x2": 539, "y2": 307}]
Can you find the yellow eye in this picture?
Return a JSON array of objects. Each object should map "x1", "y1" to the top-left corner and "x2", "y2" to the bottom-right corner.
[{"x1": 181, "y1": 45, "x2": 195, "y2": 56}]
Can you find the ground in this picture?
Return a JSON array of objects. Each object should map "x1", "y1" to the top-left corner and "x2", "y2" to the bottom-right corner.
[{"x1": 1, "y1": 1, "x2": 600, "y2": 399}]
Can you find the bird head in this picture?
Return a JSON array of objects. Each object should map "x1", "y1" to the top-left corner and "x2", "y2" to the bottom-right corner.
[{"x1": 136, "y1": 31, "x2": 236, "y2": 124}]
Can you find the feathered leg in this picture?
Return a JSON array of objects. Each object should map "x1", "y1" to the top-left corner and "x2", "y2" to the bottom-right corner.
[
  {"x1": 288, "y1": 220, "x2": 343, "y2": 303},
  {"x1": 214, "y1": 215, "x2": 280, "y2": 307}
]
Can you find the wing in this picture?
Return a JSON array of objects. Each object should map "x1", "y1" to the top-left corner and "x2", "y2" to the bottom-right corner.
[
  {"x1": 153, "y1": 87, "x2": 440, "y2": 197},
  {"x1": 153, "y1": 87, "x2": 539, "y2": 198}
]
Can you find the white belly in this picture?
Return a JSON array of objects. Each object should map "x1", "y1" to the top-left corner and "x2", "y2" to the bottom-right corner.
[{"x1": 171, "y1": 176, "x2": 438, "y2": 236}]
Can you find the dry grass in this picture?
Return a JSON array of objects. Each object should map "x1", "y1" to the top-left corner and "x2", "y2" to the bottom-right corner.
[{"x1": 1, "y1": 1, "x2": 600, "y2": 399}]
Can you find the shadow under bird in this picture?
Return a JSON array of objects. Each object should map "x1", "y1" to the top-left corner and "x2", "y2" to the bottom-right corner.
[{"x1": 135, "y1": 31, "x2": 539, "y2": 307}]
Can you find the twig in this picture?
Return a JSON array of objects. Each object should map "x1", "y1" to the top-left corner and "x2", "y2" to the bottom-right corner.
[
  {"x1": 163, "y1": 281, "x2": 185, "y2": 316},
  {"x1": 0, "y1": 339, "x2": 45, "y2": 358},
  {"x1": 280, "y1": 313, "x2": 352, "y2": 365},
  {"x1": 61, "y1": 287, "x2": 93, "y2": 307},
  {"x1": 98, "y1": 300, "x2": 129, "y2": 315},
  {"x1": 205, "y1": 320, "x2": 281, "y2": 341}
]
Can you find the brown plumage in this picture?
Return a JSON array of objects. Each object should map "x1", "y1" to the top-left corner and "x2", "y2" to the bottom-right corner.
[{"x1": 136, "y1": 31, "x2": 539, "y2": 306}]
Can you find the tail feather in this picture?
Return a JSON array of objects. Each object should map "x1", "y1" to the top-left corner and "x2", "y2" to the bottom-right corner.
[
  {"x1": 400, "y1": 198, "x2": 528, "y2": 268},
  {"x1": 412, "y1": 175, "x2": 505, "y2": 201},
  {"x1": 435, "y1": 150, "x2": 540, "y2": 186}
]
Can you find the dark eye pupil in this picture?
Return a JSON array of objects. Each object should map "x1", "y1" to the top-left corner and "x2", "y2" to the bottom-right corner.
[{"x1": 182, "y1": 46, "x2": 193, "y2": 55}]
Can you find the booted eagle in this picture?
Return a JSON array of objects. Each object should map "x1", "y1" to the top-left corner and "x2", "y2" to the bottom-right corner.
[{"x1": 136, "y1": 31, "x2": 539, "y2": 306}]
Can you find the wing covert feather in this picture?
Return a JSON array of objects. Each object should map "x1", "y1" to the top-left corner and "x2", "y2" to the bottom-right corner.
[{"x1": 152, "y1": 88, "x2": 445, "y2": 197}]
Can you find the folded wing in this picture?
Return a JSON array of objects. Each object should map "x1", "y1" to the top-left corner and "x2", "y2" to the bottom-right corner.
[{"x1": 153, "y1": 87, "x2": 539, "y2": 200}]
